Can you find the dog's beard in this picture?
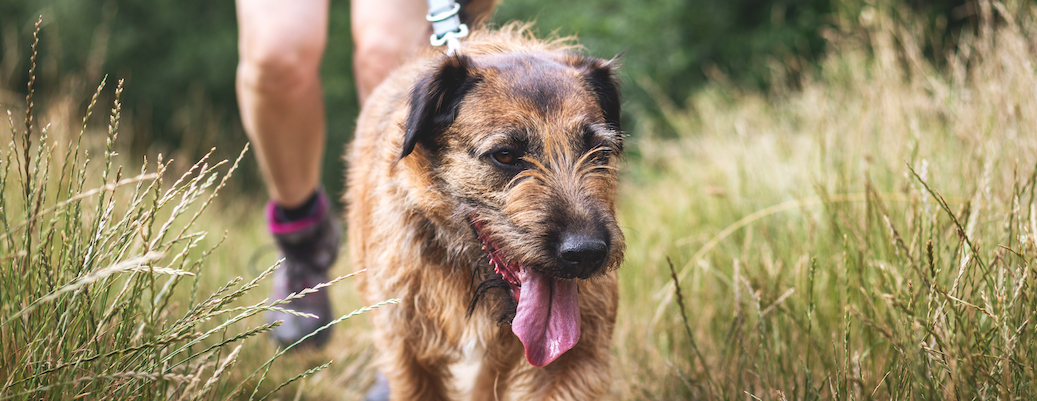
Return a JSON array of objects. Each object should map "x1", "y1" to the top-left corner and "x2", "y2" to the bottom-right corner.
[
  {"x1": 467, "y1": 218, "x2": 584, "y2": 367},
  {"x1": 465, "y1": 216, "x2": 520, "y2": 324},
  {"x1": 467, "y1": 270, "x2": 518, "y2": 324}
]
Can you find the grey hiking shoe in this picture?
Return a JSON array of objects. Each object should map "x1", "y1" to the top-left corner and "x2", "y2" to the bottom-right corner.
[
  {"x1": 265, "y1": 189, "x2": 340, "y2": 348},
  {"x1": 365, "y1": 372, "x2": 390, "y2": 401}
]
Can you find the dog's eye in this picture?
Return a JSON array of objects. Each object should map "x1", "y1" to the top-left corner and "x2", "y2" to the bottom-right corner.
[{"x1": 492, "y1": 150, "x2": 519, "y2": 166}]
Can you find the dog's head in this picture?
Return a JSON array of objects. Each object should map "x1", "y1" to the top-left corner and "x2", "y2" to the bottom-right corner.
[{"x1": 400, "y1": 51, "x2": 624, "y2": 366}]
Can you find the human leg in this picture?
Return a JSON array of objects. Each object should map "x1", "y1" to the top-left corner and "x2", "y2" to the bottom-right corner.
[
  {"x1": 236, "y1": 0, "x2": 329, "y2": 208},
  {"x1": 350, "y1": 0, "x2": 430, "y2": 105},
  {"x1": 351, "y1": 0, "x2": 499, "y2": 105},
  {"x1": 236, "y1": 0, "x2": 338, "y2": 347}
]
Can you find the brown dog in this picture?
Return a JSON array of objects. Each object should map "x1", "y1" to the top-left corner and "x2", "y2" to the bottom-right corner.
[{"x1": 345, "y1": 24, "x2": 624, "y2": 400}]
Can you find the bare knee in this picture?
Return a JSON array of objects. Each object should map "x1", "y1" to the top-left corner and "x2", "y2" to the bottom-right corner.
[
  {"x1": 238, "y1": 39, "x2": 324, "y2": 100},
  {"x1": 351, "y1": 0, "x2": 428, "y2": 102},
  {"x1": 352, "y1": 37, "x2": 411, "y2": 100},
  {"x1": 236, "y1": 1, "x2": 327, "y2": 99}
]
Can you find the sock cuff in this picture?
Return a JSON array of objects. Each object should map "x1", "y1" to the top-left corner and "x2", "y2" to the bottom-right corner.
[{"x1": 266, "y1": 190, "x2": 329, "y2": 234}]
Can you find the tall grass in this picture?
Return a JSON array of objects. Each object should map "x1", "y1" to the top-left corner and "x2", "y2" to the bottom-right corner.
[
  {"x1": 0, "y1": 19, "x2": 389, "y2": 400},
  {"x1": 616, "y1": 1, "x2": 1037, "y2": 398}
]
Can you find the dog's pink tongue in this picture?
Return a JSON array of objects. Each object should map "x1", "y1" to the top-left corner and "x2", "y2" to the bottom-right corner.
[{"x1": 512, "y1": 269, "x2": 580, "y2": 367}]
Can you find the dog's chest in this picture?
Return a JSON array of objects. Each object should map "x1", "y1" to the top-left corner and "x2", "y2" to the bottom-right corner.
[{"x1": 447, "y1": 336, "x2": 486, "y2": 399}]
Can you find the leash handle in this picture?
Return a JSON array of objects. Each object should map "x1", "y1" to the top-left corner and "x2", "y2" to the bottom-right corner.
[{"x1": 427, "y1": 0, "x2": 468, "y2": 54}]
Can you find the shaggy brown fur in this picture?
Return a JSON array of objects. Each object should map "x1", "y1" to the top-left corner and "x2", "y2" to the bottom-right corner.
[{"x1": 345, "y1": 25, "x2": 624, "y2": 400}]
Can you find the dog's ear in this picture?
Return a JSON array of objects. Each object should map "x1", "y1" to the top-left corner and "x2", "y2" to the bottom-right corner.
[
  {"x1": 566, "y1": 55, "x2": 622, "y2": 132},
  {"x1": 402, "y1": 54, "x2": 480, "y2": 159}
]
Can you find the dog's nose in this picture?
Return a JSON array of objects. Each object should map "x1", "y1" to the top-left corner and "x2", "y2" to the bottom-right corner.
[{"x1": 559, "y1": 232, "x2": 608, "y2": 278}]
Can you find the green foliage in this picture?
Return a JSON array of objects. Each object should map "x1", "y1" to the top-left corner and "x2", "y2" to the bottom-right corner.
[
  {"x1": 1, "y1": 0, "x2": 237, "y2": 139},
  {"x1": 0, "y1": 1, "x2": 347, "y2": 201},
  {"x1": 495, "y1": 0, "x2": 832, "y2": 130}
]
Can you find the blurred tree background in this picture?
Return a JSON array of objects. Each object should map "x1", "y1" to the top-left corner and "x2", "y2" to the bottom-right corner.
[{"x1": 0, "y1": 0, "x2": 970, "y2": 201}]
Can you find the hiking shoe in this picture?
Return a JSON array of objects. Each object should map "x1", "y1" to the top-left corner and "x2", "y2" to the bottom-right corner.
[
  {"x1": 265, "y1": 189, "x2": 340, "y2": 348},
  {"x1": 365, "y1": 372, "x2": 390, "y2": 401}
]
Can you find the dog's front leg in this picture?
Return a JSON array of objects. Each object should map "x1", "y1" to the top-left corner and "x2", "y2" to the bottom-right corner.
[
  {"x1": 372, "y1": 306, "x2": 454, "y2": 401},
  {"x1": 470, "y1": 329, "x2": 523, "y2": 400}
]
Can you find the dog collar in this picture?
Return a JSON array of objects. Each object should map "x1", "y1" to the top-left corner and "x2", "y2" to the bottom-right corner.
[{"x1": 426, "y1": 0, "x2": 469, "y2": 54}]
